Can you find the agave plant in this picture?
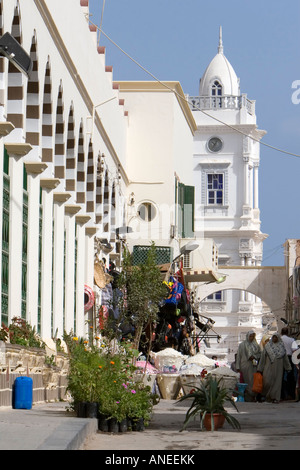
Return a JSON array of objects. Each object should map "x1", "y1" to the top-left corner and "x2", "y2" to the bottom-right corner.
[{"x1": 177, "y1": 374, "x2": 241, "y2": 431}]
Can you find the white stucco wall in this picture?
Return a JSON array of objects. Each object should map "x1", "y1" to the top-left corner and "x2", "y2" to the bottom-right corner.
[{"x1": 118, "y1": 81, "x2": 196, "y2": 250}]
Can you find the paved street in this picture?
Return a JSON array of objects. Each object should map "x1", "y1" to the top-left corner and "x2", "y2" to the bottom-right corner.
[{"x1": 82, "y1": 399, "x2": 300, "y2": 451}]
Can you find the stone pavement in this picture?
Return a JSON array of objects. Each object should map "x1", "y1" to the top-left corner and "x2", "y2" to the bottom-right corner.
[
  {"x1": 0, "y1": 398, "x2": 299, "y2": 451},
  {"x1": 82, "y1": 399, "x2": 300, "y2": 451},
  {"x1": 0, "y1": 401, "x2": 97, "y2": 450}
]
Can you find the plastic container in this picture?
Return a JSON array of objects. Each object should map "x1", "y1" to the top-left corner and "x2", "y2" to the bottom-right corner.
[{"x1": 13, "y1": 376, "x2": 33, "y2": 409}]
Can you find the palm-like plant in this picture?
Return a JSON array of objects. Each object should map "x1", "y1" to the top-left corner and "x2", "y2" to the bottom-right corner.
[{"x1": 177, "y1": 374, "x2": 241, "y2": 431}]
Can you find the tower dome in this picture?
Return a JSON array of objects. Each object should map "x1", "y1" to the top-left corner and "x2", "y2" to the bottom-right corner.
[{"x1": 199, "y1": 27, "x2": 240, "y2": 97}]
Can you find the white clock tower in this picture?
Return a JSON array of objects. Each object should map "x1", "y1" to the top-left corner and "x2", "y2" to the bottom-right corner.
[{"x1": 190, "y1": 28, "x2": 268, "y2": 360}]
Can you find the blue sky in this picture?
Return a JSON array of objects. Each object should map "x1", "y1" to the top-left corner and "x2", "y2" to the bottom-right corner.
[{"x1": 89, "y1": 0, "x2": 300, "y2": 266}]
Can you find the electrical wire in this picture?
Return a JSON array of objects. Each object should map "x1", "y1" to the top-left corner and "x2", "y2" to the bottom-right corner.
[
  {"x1": 97, "y1": 0, "x2": 106, "y2": 46},
  {"x1": 262, "y1": 244, "x2": 284, "y2": 262},
  {"x1": 87, "y1": 18, "x2": 300, "y2": 159}
]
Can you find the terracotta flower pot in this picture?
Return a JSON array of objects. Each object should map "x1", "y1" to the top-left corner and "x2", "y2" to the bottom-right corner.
[{"x1": 203, "y1": 413, "x2": 225, "y2": 431}]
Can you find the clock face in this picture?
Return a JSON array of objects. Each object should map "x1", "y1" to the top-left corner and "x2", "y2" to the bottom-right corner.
[{"x1": 208, "y1": 137, "x2": 223, "y2": 153}]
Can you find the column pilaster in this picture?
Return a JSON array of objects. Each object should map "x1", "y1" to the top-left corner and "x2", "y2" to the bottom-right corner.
[
  {"x1": 5, "y1": 143, "x2": 32, "y2": 323},
  {"x1": 39, "y1": 178, "x2": 60, "y2": 339}
]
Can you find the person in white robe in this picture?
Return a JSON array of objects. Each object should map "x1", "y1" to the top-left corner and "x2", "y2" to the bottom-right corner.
[
  {"x1": 257, "y1": 333, "x2": 292, "y2": 403},
  {"x1": 236, "y1": 330, "x2": 261, "y2": 402}
]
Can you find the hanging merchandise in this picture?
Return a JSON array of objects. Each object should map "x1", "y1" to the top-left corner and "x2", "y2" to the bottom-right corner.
[
  {"x1": 98, "y1": 305, "x2": 109, "y2": 329},
  {"x1": 84, "y1": 284, "x2": 95, "y2": 311},
  {"x1": 164, "y1": 277, "x2": 184, "y2": 305}
]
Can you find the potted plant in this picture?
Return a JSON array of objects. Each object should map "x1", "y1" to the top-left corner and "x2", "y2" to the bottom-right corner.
[
  {"x1": 126, "y1": 384, "x2": 154, "y2": 430},
  {"x1": 66, "y1": 338, "x2": 103, "y2": 417},
  {"x1": 177, "y1": 375, "x2": 241, "y2": 431}
]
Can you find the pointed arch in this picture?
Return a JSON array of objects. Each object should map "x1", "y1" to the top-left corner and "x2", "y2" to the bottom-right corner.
[
  {"x1": 0, "y1": 0, "x2": 5, "y2": 119},
  {"x1": 54, "y1": 82, "x2": 65, "y2": 179},
  {"x1": 86, "y1": 139, "x2": 94, "y2": 213},
  {"x1": 65, "y1": 103, "x2": 76, "y2": 192},
  {"x1": 211, "y1": 80, "x2": 222, "y2": 97},
  {"x1": 26, "y1": 31, "x2": 40, "y2": 149},
  {"x1": 42, "y1": 59, "x2": 53, "y2": 162},
  {"x1": 110, "y1": 182, "x2": 116, "y2": 241},
  {"x1": 103, "y1": 170, "x2": 109, "y2": 232},
  {"x1": 76, "y1": 120, "x2": 85, "y2": 203},
  {"x1": 7, "y1": 1, "x2": 24, "y2": 131},
  {"x1": 95, "y1": 152, "x2": 103, "y2": 224}
]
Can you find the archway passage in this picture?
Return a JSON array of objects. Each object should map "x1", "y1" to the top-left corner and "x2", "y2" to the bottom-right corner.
[
  {"x1": 185, "y1": 266, "x2": 286, "y2": 324},
  {"x1": 193, "y1": 287, "x2": 276, "y2": 363}
]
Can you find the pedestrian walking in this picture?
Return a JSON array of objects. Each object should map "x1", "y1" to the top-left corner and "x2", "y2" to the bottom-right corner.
[
  {"x1": 236, "y1": 330, "x2": 261, "y2": 402},
  {"x1": 281, "y1": 327, "x2": 296, "y2": 400},
  {"x1": 257, "y1": 333, "x2": 292, "y2": 403},
  {"x1": 259, "y1": 334, "x2": 270, "y2": 350},
  {"x1": 292, "y1": 339, "x2": 300, "y2": 402}
]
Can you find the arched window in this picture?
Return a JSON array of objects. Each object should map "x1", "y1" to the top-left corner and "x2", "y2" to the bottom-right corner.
[
  {"x1": 211, "y1": 80, "x2": 222, "y2": 96},
  {"x1": 211, "y1": 80, "x2": 222, "y2": 108}
]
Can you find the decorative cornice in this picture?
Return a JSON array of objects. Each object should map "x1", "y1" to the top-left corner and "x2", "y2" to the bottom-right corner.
[
  {"x1": 5, "y1": 143, "x2": 32, "y2": 156},
  {"x1": 64, "y1": 204, "x2": 82, "y2": 215},
  {"x1": 40, "y1": 178, "x2": 60, "y2": 189},
  {"x1": 85, "y1": 226, "x2": 97, "y2": 236},
  {"x1": 0, "y1": 122, "x2": 15, "y2": 136},
  {"x1": 75, "y1": 214, "x2": 91, "y2": 225},
  {"x1": 24, "y1": 162, "x2": 48, "y2": 174},
  {"x1": 53, "y1": 192, "x2": 71, "y2": 203}
]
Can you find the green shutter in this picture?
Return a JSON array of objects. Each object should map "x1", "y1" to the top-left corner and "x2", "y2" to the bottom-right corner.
[
  {"x1": 177, "y1": 182, "x2": 184, "y2": 237},
  {"x1": 3, "y1": 147, "x2": 9, "y2": 175},
  {"x1": 177, "y1": 183, "x2": 195, "y2": 238},
  {"x1": 183, "y1": 185, "x2": 195, "y2": 238},
  {"x1": 1, "y1": 173, "x2": 9, "y2": 325}
]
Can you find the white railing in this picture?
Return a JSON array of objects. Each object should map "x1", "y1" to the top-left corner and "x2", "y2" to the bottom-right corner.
[{"x1": 188, "y1": 94, "x2": 255, "y2": 115}]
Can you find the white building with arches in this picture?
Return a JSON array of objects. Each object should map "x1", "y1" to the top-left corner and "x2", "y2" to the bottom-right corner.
[
  {"x1": 0, "y1": 3, "x2": 283, "y2": 360},
  {"x1": 0, "y1": 0, "x2": 131, "y2": 342},
  {"x1": 0, "y1": 0, "x2": 205, "y2": 345}
]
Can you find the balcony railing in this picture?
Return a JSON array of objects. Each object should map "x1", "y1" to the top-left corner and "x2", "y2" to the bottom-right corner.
[{"x1": 188, "y1": 94, "x2": 255, "y2": 115}]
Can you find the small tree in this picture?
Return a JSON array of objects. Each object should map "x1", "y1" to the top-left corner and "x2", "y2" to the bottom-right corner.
[{"x1": 118, "y1": 242, "x2": 168, "y2": 353}]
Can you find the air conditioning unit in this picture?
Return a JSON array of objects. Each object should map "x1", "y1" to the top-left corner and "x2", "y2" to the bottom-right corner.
[
  {"x1": 182, "y1": 252, "x2": 191, "y2": 269},
  {"x1": 179, "y1": 238, "x2": 218, "y2": 272}
]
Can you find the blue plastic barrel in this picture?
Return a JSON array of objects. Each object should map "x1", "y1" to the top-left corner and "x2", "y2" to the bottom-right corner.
[{"x1": 13, "y1": 376, "x2": 33, "y2": 409}]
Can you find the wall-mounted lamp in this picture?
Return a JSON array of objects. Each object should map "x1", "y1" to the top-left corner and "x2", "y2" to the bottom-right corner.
[
  {"x1": 0, "y1": 32, "x2": 32, "y2": 77},
  {"x1": 180, "y1": 241, "x2": 199, "y2": 255},
  {"x1": 216, "y1": 275, "x2": 227, "y2": 284}
]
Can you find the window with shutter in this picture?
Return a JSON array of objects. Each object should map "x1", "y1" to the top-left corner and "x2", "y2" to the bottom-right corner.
[{"x1": 176, "y1": 182, "x2": 195, "y2": 238}]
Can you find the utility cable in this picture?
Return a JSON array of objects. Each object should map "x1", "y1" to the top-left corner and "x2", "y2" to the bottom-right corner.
[{"x1": 97, "y1": 0, "x2": 106, "y2": 46}]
